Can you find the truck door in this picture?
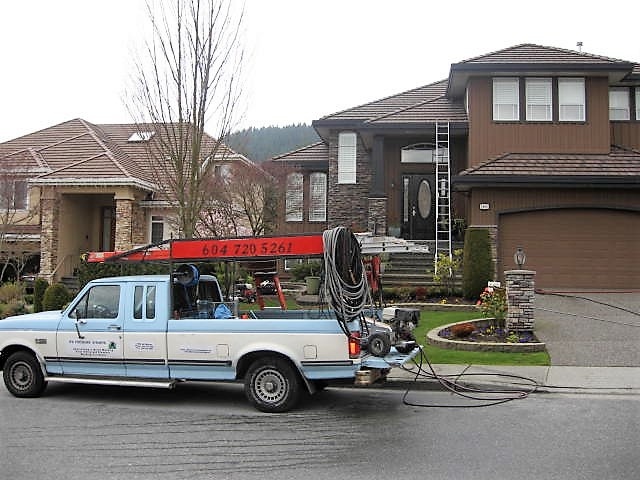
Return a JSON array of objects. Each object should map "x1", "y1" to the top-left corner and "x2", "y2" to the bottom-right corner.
[
  {"x1": 123, "y1": 282, "x2": 170, "y2": 378},
  {"x1": 57, "y1": 283, "x2": 125, "y2": 376}
]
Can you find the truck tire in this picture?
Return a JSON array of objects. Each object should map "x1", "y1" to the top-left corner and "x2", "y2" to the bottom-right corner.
[
  {"x1": 3, "y1": 351, "x2": 47, "y2": 398},
  {"x1": 244, "y1": 356, "x2": 301, "y2": 413},
  {"x1": 368, "y1": 333, "x2": 391, "y2": 357}
]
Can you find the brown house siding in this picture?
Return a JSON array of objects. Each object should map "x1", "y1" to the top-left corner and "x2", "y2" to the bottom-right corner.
[
  {"x1": 327, "y1": 132, "x2": 371, "y2": 230},
  {"x1": 611, "y1": 122, "x2": 640, "y2": 150},
  {"x1": 468, "y1": 187, "x2": 640, "y2": 226},
  {"x1": 467, "y1": 77, "x2": 611, "y2": 167}
]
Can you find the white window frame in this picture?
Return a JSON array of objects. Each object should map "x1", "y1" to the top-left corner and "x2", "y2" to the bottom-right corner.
[
  {"x1": 337, "y1": 132, "x2": 357, "y2": 184},
  {"x1": 558, "y1": 78, "x2": 585, "y2": 122},
  {"x1": 308, "y1": 172, "x2": 327, "y2": 222},
  {"x1": 493, "y1": 77, "x2": 520, "y2": 121},
  {"x1": 609, "y1": 88, "x2": 630, "y2": 121},
  {"x1": 526, "y1": 78, "x2": 552, "y2": 121},
  {"x1": 285, "y1": 172, "x2": 303, "y2": 222}
]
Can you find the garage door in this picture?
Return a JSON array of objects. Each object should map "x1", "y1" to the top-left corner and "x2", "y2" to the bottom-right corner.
[{"x1": 499, "y1": 208, "x2": 640, "y2": 289}]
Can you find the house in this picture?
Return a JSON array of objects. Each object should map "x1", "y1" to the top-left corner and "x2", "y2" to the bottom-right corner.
[
  {"x1": 275, "y1": 44, "x2": 640, "y2": 290},
  {"x1": 0, "y1": 118, "x2": 255, "y2": 282}
]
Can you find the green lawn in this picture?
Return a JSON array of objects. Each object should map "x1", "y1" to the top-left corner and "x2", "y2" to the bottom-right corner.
[{"x1": 414, "y1": 311, "x2": 550, "y2": 366}]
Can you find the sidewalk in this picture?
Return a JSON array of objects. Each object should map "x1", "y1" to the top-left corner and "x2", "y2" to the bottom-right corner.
[{"x1": 385, "y1": 364, "x2": 640, "y2": 395}]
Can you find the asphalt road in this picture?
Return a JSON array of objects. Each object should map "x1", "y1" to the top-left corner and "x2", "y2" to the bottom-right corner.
[{"x1": 1, "y1": 382, "x2": 638, "y2": 480}]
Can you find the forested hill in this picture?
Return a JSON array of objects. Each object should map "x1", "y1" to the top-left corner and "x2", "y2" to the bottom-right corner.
[{"x1": 226, "y1": 124, "x2": 320, "y2": 163}]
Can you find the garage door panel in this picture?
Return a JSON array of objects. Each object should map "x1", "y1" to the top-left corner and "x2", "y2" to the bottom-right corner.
[{"x1": 499, "y1": 209, "x2": 640, "y2": 289}]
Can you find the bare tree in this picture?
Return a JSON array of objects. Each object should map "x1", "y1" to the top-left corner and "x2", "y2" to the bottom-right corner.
[
  {"x1": 199, "y1": 161, "x2": 281, "y2": 238},
  {"x1": 127, "y1": 0, "x2": 245, "y2": 238},
  {"x1": 0, "y1": 169, "x2": 38, "y2": 281}
]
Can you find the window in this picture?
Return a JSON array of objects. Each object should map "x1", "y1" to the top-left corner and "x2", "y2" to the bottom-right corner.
[
  {"x1": 0, "y1": 179, "x2": 28, "y2": 210},
  {"x1": 493, "y1": 78, "x2": 519, "y2": 121},
  {"x1": 73, "y1": 285, "x2": 120, "y2": 319},
  {"x1": 128, "y1": 131, "x2": 155, "y2": 142},
  {"x1": 609, "y1": 88, "x2": 630, "y2": 120},
  {"x1": 337, "y1": 132, "x2": 357, "y2": 184},
  {"x1": 309, "y1": 172, "x2": 327, "y2": 222},
  {"x1": 558, "y1": 78, "x2": 585, "y2": 121},
  {"x1": 526, "y1": 78, "x2": 552, "y2": 121},
  {"x1": 133, "y1": 285, "x2": 156, "y2": 321},
  {"x1": 285, "y1": 173, "x2": 303, "y2": 222},
  {"x1": 151, "y1": 216, "x2": 165, "y2": 243},
  {"x1": 636, "y1": 88, "x2": 640, "y2": 121}
]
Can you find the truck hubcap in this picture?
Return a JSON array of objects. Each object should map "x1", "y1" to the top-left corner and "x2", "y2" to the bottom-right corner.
[{"x1": 255, "y1": 369, "x2": 286, "y2": 403}]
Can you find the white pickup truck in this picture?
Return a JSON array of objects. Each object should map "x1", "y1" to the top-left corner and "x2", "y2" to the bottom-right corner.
[{"x1": 0, "y1": 268, "x2": 418, "y2": 412}]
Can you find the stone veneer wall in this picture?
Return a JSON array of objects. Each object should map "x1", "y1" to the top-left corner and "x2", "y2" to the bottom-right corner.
[
  {"x1": 505, "y1": 269, "x2": 536, "y2": 331},
  {"x1": 39, "y1": 191, "x2": 60, "y2": 280},
  {"x1": 327, "y1": 131, "x2": 371, "y2": 230},
  {"x1": 115, "y1": 199, "x2": 134, "y2": 251},
  {"x1": 131, "y1": 202, "x2": 146, "y2": 245}
]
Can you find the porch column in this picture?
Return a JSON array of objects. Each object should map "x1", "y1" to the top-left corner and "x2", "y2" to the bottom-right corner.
[
  {"x1": 368, "y1": 135, "x2": 387, "y2": 234},
  {"x1": 39, "y1": 188, "x2": 60, "y2": 281},
  {"x1": 114, "y1": 195, "x2": 135, "y2": 251}
]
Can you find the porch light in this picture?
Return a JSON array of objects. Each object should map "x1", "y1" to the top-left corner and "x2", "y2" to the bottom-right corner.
[{"x1": 514, "y1": 247, "x2": 526, "y2": 269}]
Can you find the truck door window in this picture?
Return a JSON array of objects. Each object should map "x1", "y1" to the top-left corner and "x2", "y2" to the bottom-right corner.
[
  {"x1": 134, "y1": 285, "x2": 156, "y2": 321},
  {"x1": 74, "y1": 285, "x2": 120, "y2": 319}
]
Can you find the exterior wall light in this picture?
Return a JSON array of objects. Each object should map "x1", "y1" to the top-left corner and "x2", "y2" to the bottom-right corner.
[{"x1": 514, "y1": 247, "x2": 526, "y2": 269}]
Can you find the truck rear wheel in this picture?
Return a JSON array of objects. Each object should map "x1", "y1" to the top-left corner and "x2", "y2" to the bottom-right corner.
[
  {"x1": 3, "y1": 351, "x2": 47, "y2": 397},
  {"x1": 244, "y1": 356, "x2": 301, "y2": 413}
]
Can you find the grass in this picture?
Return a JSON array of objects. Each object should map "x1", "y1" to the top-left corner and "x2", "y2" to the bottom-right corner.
[{"x1": 414, "y1": 310, "x2": 550, "y2": 366}]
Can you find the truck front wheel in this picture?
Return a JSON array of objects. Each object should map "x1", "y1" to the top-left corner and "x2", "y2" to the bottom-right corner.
[
  {"x1": 3, "y1": 351, "x2": 47, "y2": 397},
  {"x1": 244, "y1": 356, "x2": 301, "y2": 413}
]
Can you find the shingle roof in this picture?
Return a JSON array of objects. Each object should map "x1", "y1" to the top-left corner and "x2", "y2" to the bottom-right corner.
[
  {"x1": 316, "y1": 80, "x2": 455, "y2": 123},
  {"x1": 455, "y1": 147, "x2": 640, "y2": 183},
  {"x1": 455, "y1": 43, "x2": 631, "y2": 66},
  {"x1": 272, "y1": 141, "x2": 328, "y2": 162},
  {"x1": 0, "y1": 118, "x2": 247, "y2": 193}
]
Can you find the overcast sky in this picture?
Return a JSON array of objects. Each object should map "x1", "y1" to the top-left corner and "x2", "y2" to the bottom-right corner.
[{"x1": 1, "y1": 0, "x2": 639, "y2": 143}]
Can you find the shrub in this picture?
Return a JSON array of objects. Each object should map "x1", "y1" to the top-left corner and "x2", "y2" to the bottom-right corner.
[
  {"x1": 450, "y1": 322, "x2": 475, "y2": 338},
  {"x1": 478, "y1": 286, "x2": 507, "y2": 322},
  {"x1": 42, "y1": 283, "x2": 72, "y2": 311},
  {"x1": 33, "y1": 278, "x2": 49, "y2": 313},
  {"x1": 433, "y1": 248, "x2": 463, "y2": 296},
  {"x1": 462, "y1": 228, "x2": 492, "y2": 299},
  {"x1": 289, "y1": 261, "x2": 321, "y2": 281},
  {"x1": 0, "y1": 301, "x2": 27, "y2": 319},
  {"x1": 0, "y1": 282, "x2": 23, "y2": 303}
]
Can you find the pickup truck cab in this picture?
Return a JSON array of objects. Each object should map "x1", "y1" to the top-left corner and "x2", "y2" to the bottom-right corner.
[{"x1": 0, "y1": 271, "x2": 417, "y2": 412}]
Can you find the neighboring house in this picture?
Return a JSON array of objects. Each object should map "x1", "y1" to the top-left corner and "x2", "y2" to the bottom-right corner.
[
  {"x1": 275, "y1": 44, "x2": 640, "y2": 289},
  {"x1": 0, "y1": 118, "x2": 255, "y2": 282}
]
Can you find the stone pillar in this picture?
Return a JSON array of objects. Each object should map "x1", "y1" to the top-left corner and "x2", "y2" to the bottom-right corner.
[
  {"x1": 114, "y1": 198, "x2": 134, "y2": 251},
  {"x1": 367, "y1": 197, "x2": 387, "y2": 235},
  {"x1": 505, "y1": 269, "x2": 536, "y2": 332},
  {"x1": 39, "y1": 188, "x2": 60, "y2": 281}
]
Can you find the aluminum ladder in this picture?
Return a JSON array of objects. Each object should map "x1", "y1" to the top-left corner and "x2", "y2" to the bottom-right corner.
[{"x1": 434, "y1": 121, "x2": 451, "y2": 271}]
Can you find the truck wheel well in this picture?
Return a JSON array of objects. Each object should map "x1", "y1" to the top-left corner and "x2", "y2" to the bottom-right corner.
[
  {"x1": 0, "y1": 345, "x2": 39, "y2": 371},
  {"x1": 236, "y1": 351, "x2": 302, "y2": 384}
]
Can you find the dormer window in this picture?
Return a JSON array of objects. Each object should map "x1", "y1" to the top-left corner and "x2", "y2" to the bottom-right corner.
[{"x1": 128, "y1": 131, "x2": 155, "y2": 142}]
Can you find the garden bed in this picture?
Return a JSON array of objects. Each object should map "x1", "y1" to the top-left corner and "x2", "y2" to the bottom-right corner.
[{"x1": 426, "y1": 318, "x2": 546, "y2": 353}]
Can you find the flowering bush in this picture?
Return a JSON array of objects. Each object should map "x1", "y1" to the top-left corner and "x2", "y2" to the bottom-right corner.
[{"x1": 477, "y1": 286, "x2": 507, "y2": 322}]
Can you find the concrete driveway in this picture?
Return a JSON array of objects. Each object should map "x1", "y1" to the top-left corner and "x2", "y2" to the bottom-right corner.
[{"x1": 534, "y1": 291, "x2": 640, "y2": 367}]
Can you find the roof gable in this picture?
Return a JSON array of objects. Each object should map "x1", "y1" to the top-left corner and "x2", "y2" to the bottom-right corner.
[{"x1": 448, "y1": 43, "x2": 636, "y2": 96}]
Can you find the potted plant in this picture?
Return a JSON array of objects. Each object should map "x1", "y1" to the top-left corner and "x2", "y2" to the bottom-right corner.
[{"x1": 291, "y1": 261, "x2": 322, "y2": 295}]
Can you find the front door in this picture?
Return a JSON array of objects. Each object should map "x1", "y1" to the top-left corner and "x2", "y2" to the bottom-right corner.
[{"x1": 401, "y1": 175, "x2": 435, "y2": 240}]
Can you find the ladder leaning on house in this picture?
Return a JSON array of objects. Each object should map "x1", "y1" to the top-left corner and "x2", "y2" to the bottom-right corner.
[{"x1": 434, "y1": 121, "x2": 452, "y2": 272}]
